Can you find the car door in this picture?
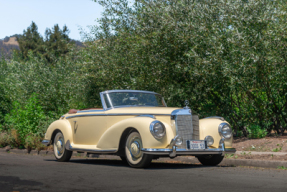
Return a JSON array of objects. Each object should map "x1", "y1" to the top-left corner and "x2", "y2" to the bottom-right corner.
[{"x1": 72, "y1": 112, "x2": 107, "y2": 146}]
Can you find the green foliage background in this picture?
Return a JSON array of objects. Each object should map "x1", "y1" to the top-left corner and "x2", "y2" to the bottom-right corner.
[{"x1": 1, "y1": 0, "x2": 287, "y2": 147}]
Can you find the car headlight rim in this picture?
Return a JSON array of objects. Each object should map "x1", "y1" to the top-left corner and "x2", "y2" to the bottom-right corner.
[
  {"x1": 218, "y1": 123, "x2": 232, "y2": 139},
  {"x1": 150, "y1": 120, "x2": 166, "y2": 140}
]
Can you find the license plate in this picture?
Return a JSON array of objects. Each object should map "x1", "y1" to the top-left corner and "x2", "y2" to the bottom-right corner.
[{"x1": 186, "y1": 140, "x2": 206, "y2": 150}]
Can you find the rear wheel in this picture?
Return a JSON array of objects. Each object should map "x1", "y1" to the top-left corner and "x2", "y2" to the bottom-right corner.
[
  {"x1": 197, "y1": 154, "x2": 224, "y2": 166},
  {"x1": 53, "y1": 132, "x2": 72, "y2": 162},
  {"x1": 125, "y1": 131, "x2": 153, "y2": 168}
]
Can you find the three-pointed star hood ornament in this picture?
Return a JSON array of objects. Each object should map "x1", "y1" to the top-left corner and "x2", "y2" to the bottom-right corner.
[{"x1": 183, "y1": 100, "x2": 190, "y2": 109}]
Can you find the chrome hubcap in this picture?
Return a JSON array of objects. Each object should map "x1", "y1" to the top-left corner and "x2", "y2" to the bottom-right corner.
[
  {"x1": 56, "y1": 140, "x2": 63, "y2": 153},
  {"x1": 130, "y1": 141, "x2": 140, "y2": 157},
  {"x1": 54, "y1": 135, "x2": 65, "y2": 157},
  {"x1": 129, "y1": 137, "x2": 142, "y2": 159}
]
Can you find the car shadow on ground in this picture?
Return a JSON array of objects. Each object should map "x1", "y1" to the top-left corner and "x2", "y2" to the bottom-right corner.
[{"x1": 45, "y1": 158, "x2": 231, "y2": 170}]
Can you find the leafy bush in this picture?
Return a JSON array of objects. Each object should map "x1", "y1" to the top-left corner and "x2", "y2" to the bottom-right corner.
[
  {"x1": 3, "y1": 93, "x2": 52, "y2": 145},
  {"x1": 247, "y1": 125, "x2": 268, "y2": 139}
]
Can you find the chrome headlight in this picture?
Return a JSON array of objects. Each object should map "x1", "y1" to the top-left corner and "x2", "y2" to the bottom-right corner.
[
  {"x1": 204, "y1": 135, "x2": 214, "y2": 147},
  {"x1": 150, "y1": 121, "x2": 166, "y2": 139},
  {"x1": 218, "y1": 123, "x2": 232, "y2": 139}
]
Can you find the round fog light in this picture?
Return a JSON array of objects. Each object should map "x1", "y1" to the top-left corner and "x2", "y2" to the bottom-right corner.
[
  {"x1": 175, "y1": 137, "x2": 183, "y2": 146},
  {"x1": 205, "y1": 136, "x2": 214, "y2": 147}
]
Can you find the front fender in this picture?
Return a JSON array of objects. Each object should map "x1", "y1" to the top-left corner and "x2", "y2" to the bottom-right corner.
[
  {"x1": 199, "y1": 119, "x2": 233, "y2": 148},
  {"x1": 97, "y1": 117, "x2": 174, "y2": 149},
  {"x1": 44, "y1": 119, "x2": 73, "y2": 144}
]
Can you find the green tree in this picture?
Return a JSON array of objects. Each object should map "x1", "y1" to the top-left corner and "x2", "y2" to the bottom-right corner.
[
  {"x1": 17, "y1": 21, "x2": 44, "y2": 59},
  {"x1": 44, "y1": 24, "x2": 71, "y2": 63},
  {"x1": 80, "y1": 0, "x2": 287, "y2": 135},
  {"x1": 0, "y1": 57, "x2": 11, "y2": 126}
]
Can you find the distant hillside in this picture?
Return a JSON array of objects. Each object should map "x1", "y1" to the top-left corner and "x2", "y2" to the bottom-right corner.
[
  {"x1": 0, "y1": 35, "x2": 84, "y2": 59},
  {"x1": 0, "y1": 36, "x2": 20, "y2": 58}
]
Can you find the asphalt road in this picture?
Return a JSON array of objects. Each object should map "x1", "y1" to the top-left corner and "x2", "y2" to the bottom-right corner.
[{"x1": 0, "y1": 153, "x2": 287, "y2": 192}]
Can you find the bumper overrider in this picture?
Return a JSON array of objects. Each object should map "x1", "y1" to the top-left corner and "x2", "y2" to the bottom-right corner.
[{"x1": 141, "y1": 136, "x2": 236, "y2": 157}]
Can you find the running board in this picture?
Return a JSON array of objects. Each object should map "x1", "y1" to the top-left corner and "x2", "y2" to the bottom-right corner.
[{"x1": 65, "y1": 140, "x2": 117, "y2": 154}]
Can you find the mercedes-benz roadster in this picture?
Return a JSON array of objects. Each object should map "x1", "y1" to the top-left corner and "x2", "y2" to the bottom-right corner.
[{"x1": 42, "y1": 90, "x2": 236, "y2": 168}]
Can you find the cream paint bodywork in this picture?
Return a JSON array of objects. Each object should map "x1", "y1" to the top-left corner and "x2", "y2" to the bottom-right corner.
[
  {"x1": 199, "y1": 118, "x2": 233, "y2": 148},
  {"x1": 44, "y1": 107, "x2": 233, "y2": 151}
]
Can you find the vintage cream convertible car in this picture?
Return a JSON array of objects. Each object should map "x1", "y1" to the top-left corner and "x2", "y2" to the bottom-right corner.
[{"x1": 42, "y1": 90, "x2": 236, "y2": 168}]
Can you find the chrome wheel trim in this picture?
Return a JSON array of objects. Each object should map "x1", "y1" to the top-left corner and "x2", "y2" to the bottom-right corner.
[
  {"x1": 125, "y1": 132, "x2": 143, "y2": 164},
  {"x1": 54, "y1": 133, "x2": 65, "y2": 159}
]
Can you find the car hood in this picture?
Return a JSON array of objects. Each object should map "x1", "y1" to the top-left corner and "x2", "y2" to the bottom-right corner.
[{"x1": 105, "y1": 107, "x2": 181, "y2": 115}]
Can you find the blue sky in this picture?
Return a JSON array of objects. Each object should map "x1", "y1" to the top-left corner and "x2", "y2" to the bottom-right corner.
[{"x1": 0, "y1": 0, "x2": 103, "y2": 41}]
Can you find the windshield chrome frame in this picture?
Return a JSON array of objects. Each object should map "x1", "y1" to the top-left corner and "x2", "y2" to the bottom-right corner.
[{"x1": 100, "y1": 90, "x2": 167, "y2": 110}]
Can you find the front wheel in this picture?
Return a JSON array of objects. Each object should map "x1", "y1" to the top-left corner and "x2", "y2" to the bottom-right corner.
[
  {"x1": 197, "y1": 154, "x2": 224, "y2": 166},
  {"x1": 125, "y1": 131, "x2": 153, "y2": 168},
  {"x1": 53, "y1": 132, "x2": 72, "y2": 162}
]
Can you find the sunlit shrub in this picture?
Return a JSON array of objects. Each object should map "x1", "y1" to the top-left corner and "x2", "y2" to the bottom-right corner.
[
  {"x1": 247, "y1": 125, "x2": 268, "y2": 139},
  {"x1": 3, "y1": 93, "x2": 52, "y2": 145}
]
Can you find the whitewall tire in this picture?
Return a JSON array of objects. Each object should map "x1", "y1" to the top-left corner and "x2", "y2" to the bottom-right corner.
[
  {"x1": 125, "y1": 131, "x2": 153, "y2": 168},
  {"x1": 53, "y1": 132, "x2": 72, "y2": 162}
]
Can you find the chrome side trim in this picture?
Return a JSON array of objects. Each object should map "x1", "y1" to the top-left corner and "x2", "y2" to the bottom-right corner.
[
  {"x1": 66, "y1": 114, "x2": 106, "y2": 119},
  {"x1": 77, "y1": 110, "x2": 105, "y2": 113},
  {"x1": 70, "y1": 148, "x2": 117, "y2": 153},
  {"x1": 136, "y1": 114, "x2": 156, "y2": 119},
  {"x1": 41, "y1": 140, "x2": 51, "y2": 146},
  {"x1": 66, "y1": 113, "x2": 171, "y2": 119},
  {"x1": 65, "y1": 140, "x2": 117, "y2": 153},
  {"x1": 107, "y1": 113, "x2": 171, "y2": 116}
]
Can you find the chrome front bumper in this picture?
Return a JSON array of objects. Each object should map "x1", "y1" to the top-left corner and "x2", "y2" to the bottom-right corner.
[
  {"x1": 42, "y1": 140, "x2": 51, "y2": 146},
  {"x1": 141, "y1": 136, "x2": 236, "y2": 157}
]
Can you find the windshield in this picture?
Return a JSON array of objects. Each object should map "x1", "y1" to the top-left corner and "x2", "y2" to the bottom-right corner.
[{"x1": 102, "y1": 91, "x2": 166, "y2": 109}]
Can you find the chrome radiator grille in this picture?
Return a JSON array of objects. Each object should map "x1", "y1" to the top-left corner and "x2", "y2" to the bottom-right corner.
[
  {"x1": 192, "y1": 115, "x2": 200, "y2": 140},
  {"x1": 175, "y1": 114, "x2": 200, "y2": 149}
]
